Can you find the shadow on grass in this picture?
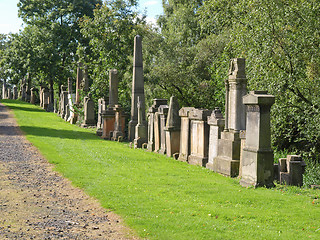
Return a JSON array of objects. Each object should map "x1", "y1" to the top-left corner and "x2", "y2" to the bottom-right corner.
[
  {"x1": 1, "y1": 99, "x2": 44, "y2": 113},
  {"x1": 20, "y1": 126, "x2": 101, "y2": 141}
]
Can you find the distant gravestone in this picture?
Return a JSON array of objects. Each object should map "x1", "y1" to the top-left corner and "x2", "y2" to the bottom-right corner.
[
  {"x1": 147, "y1": 99, "x2": 168, "y2": 152},
  {"x1": 164, "y1": 96, "x2": 181, "y2": 157},
  {"x1": 134, "y1": 97, "x2": 147, "y2": 148},
  {"x1": 178, "y1": 107, "x2": 195, "y2": 162},
  {"x1": 13, "y1": 86, "x2": 18, "y2": 100},
  {"x1": 81, "y1": 94, "x2": 96, "y2": 127},
  {"x1": 96, "y1": 98, "x2": 106, "y2": 136},
  {"x1": 30, "y1": 88, "x2": 36, "y2": 104},
  {"x1": 206, "y1": 108, "x2": 225, "y2": 171},
  {"x1": 158, "y1": 105, "x2": 169, "y2": 154},
  {"x1": 188, "y1": 109, "x2": 212, "y2": 167}
]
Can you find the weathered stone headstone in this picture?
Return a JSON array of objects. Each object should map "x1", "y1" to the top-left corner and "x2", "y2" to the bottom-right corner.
[
  {"x1": 134, "y1": 97, "x2": 147, "y2": 148},
  {"x1": 147, "y1": 99, "x2": 168, "y2": 152},
  {"x1": 213, "y1": 58, "x2": 247, "y2": 177},
  {"x1": 153, "y1": 112, "x2": 161, "y2": 152},
  {"x1": 240, "y1": 91, "x2": 275, "y2": 187},
  {"x1": 2, "y1": 81, "x2": 7, "y2": 99},
  {"x1": 30, "y1": 87, "x2": 37, "y2": 104},
  {"x1": 278, "y1": 155, "x2": 306, "y2": 187},
  {"x1": 112, "y1": 105, "x2": 123, "y2": 141},
  {"x1": 60, "y1": 85, "x2": 68, "y2": 119},
  {"x1": 164, "y1": 96, "x2": 181, "y2": 157},
  {"x1": 96, "y1": 98, "x2": 106, "y2": 136},
  {"x1": 128, "y1": 35, "x2": 146, "y2": 141},
  {"x1": 178, "y1": 107, "x2": 195, "y2": 162},
  {"x1": 188, "y1": 109, "x2": 212, "y2": 167},
  {"x1": 13, "y1": 86, "x2": 18, "y2": 100},
  {"x1": 206, "y1": 108, "x2": 225, "y2": 171},
  {"x1": 158, "y1": 105, "x2": 169, "y2": 154},
  {"x1": 43, "y1": 87, "x2": 50, "y2": 111},
  {"x1": 7, "y1": 88, "x2": 12, "y2": 99},
  {"x1": 81, "y1": 93, "x2": 96, "y2": 127}
]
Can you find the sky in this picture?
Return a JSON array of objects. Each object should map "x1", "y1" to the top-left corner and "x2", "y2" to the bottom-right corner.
[{"x1": 0, "y1": 0, "x2": 163, "y2": 35}]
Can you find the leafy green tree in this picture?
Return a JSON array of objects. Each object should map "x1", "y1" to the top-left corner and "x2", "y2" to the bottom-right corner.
[{"x1": 79, "y1": 0, "x2": 145, "y2": 110}]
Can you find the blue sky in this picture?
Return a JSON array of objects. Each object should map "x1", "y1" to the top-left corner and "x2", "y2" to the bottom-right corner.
[{"x1": 0, "y1": 0, "x2": 163, "y2": 34}]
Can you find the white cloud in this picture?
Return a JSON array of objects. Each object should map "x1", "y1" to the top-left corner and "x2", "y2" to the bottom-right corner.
[
  {"x1": 145, "y1": 16, "x2": 157, "y2": 26},
  {"x1": 143, "y1": 1, "x2": 159, "y2": 7}
]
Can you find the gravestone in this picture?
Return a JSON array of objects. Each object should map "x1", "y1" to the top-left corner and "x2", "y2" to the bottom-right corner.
[
  {"x1": 153, "y1": 112, "x2": 161, "y2": 152},
  {"x1": 178, "y1": 107, "x2": 195, "y2": 162},
  {"x1": 240, "y1": 91, "x2": 275, "y2": 187},
  {"x1": 30, "y1": 87, "x2": 37, "y2": 104},
  {"x1": 101, "y1": 69, "x2": 121, "y2": 139},
  {"x1": 164, "y1": 96, "x2": 181, "y2": 157},
  {"x1": 7, "y1": 88, "x2": 12, "y2": 99},
  {"x1": 81, "y1": 93, "x2": 96, "y2": 127},
  {"x1": 188, "y1": 109, "x2": 212, "y2": 167},
  {"x1": 43, "y1": 87, "x2": 50, "y2": 111},
  {"x1": 112, "y1": 105, "x2": 123, "y2": 141},
  {"x1": 60, "y1": 85, "x2": 68, "y2": 119},
  {"x1": 128, "y1": 35, "x2": 146, "y2": 141},
  {"x1": 147, "y1": 99, "x2": 168, "y2": 151},
  {"x1": 213, "y1": 58, "x2": 247, "y2": 177},
  {"x1": 134, "y1": 97, "x2": 147, "y2": 148},
  {"x1": 13, "y1": 86, "x2": 18, "y2": 100},
  {"x1": 2, "y1": 81, "x2": 7, "y2": 99},
  {"x1": 96, "y1": 98, "x2": 106, "y2": 136},
  {"x1": 158, "y1": 105, "x2": 169, "y2": 154},
  {"x1": 278, "y1": 155, "x2": 306, "y2": 187},
  {"x1": 206, "y1": 108, "x2": 225, "y2": 171}
]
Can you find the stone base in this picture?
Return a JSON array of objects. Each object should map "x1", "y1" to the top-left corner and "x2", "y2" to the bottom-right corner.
[
  {"x1": 188, "y1": 155, "x2": 208, "y2": 167},
  {"x1": 147, "y1": 142, "x2": 154, "y2": 152},
  {"x1": 206, "y1": 162, "x2": 214, "y2": 171},
  {"x1": 81, "y1": 121, "x2": 96, "y2": 128},
  {"x1": 96, "y1": 128, "x2": 103, "y2": 136},
  {"x1": 134, "y1": 137, "x2": 147, "y2": 149},
  {"x1": 158, "y1": 148, "x2": 166, "y2": 155},
  {"x1": 178, "y1": 153, "x2": 188, "y2": 162},
  {"x1": 240, "y1": 178, "x2": 274, "y2": 188},
  {"x1": 212, "y1": 156, "x2": 239, "y2": 177}
]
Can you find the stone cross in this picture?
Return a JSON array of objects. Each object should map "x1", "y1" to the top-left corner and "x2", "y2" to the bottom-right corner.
[{"x1": 128, "y1": 35, "x2": 146, "y2": 141}]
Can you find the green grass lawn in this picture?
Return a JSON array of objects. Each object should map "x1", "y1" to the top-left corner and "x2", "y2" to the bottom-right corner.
[{"x1": 2, "y1": 99, "x2": 320, "y2": 240}]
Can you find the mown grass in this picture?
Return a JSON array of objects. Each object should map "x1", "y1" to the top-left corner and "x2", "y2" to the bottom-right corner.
[{"x1": 2, "y1": 99, "x2": 320, "y2": 240}]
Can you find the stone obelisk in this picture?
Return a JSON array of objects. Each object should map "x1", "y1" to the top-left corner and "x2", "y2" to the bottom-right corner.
[{"x1": 128, "y1": 35, "x2": 145, "y2": 141}]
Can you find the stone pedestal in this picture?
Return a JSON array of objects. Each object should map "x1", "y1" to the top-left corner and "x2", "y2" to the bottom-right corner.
[
  {"x1": 81, "y1": 94, "x2": 96, "y2": 127},
  {"x1": 164, "y1": 96, "x2": 181, "y2": 157},
  {"x1": 60, "y1": 86, "x2": 68, "y2": 119},
  {"x1": 147, "y1": 99, "x2": 168, "y2": 152},
  {"x1": 213, "y1": 58, "x2": 247, "y2": 177},
  {"x1": 111, "y1": 105, "x2": 124, "y2": 141},
  {"x1": 206, "y1": 108, "x2": 225, "y2": 171},
  {"x1": 240, "y1": 91, "x2": 275, "y2": 187},
  {"x1": 188, "y1": 109, "x2": 212, "y2": 167},
  {"x1": 43, "y1": 88, "x2": 50, "y2": 111},
  {"x1": 158, "y1": 105, "x2": 169, "y2": 154},
  {"x1": 178, "y1": 107, "x2": 195, "y2": 162},
  {"x1": 154, "y1": 112, "x2": 161, "y2": 152}
]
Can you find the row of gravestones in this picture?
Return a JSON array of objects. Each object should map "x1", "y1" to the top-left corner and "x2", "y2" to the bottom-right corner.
[{"x1": 2, "y1": 34, "x2": 305, "y2": 188}]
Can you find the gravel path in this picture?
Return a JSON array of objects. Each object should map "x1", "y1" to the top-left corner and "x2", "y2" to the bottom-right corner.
[{"x1": 0, "y1": 103, "x2": 138, "y2": 240}]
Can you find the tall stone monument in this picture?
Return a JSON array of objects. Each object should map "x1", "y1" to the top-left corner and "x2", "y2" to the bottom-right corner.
[
  {"x1": 164, "y1": 96, "x2": 181, "y2": 157},
  {"x1": 96, "y1": 98, "x2": 107, "y2": 136},
  {"x1": 213, "y1": 58, "x2": 247, "y2": 177},
  {"x1": 240, "y1": 91, "x2": 275, "y2": 187},
  {"x1": 2, "y1": 81, "x2": 7, "y2": 99},
  {"x1": 128, "y1": 35, "x2": 146, "y2": 141}
]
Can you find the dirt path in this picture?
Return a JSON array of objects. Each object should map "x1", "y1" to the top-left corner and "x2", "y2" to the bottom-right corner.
[{"x1": 0, "y1": 103, "x2": 139, "y2": 240}]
